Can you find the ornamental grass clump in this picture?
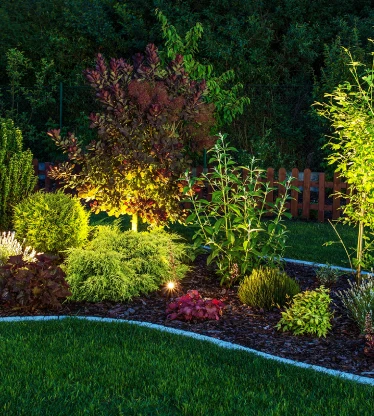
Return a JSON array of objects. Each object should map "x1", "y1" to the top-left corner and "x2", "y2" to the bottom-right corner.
[
  {"x1": 65, "y1": 225, "x2": 190, "y2": 302},
  {"x1": 276, "y1": 286, "x2": 333, "y2": 337},
  {"x1": 337, "y1": 277, "x2": 374, "y2": 333},
  {"x1": 0, "y1": 231, "x2": 36, "y2": 266},
  {"x1": 13, "y1": 191, "x2": 90, "y2": 254},
  {"x1": 183, "y1": 133, "x2": 297, "y2": 286},
  {"x1": 238, "y1": 267, "x2": 300, "y2": 310}
]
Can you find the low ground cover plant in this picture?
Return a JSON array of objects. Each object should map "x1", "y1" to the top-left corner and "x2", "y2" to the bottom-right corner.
[
  {"x1": 0, "y1": 253, "x2": 71, "y2": 310},
  {"x1": 166, "y1": 290, "x2": 225, "y2": 321},
  {"x1": 13, "y1": 190, "x2": 90, "y2": 254},
  {"x1": 65, "y1": 225, "x2": 190, "y2": 302},
  {"x1": 276, "y1": 286, "x2": 333, "y2": 337},
  {"x1": 183, "y1": 133, "x2": 296, "y2": 286},
  {"x1": 238, "y1": 267, "x2": 300, "y2": 310},
  {"x1": 337, "y1": 277, "x2": 374, "y2": 332}
]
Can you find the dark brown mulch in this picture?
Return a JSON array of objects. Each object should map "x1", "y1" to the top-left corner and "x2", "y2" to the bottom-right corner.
[{"x1": 1, "y1": 254, "x2": 373, "y2": 378}]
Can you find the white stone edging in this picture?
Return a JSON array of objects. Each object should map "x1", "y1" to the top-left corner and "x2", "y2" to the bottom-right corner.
[{"x1": 0, "y1": 315, "x2": 373, "y2": 387}]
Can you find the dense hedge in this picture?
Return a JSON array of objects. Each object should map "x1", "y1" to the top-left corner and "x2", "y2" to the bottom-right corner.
[{"x1": 0, "y1": 0, "x2": 373, "y2": 168}]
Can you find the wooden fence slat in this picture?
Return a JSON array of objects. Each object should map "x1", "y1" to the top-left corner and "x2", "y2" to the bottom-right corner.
[
  {"x1": 278, "y1": 168, "x2": 286, "y2": 200},
  {"x1": 302, "y1": 169, "x2": 311, "y2": 219},
  {"x1": 318, "y1": 172, "x2": 325, "y2": 222},
  {"x1": 290, "y1": 168, "x2": 299, "y2": 218}
]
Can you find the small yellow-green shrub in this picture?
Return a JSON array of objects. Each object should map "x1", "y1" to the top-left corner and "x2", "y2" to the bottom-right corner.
[
  {"x1": 238, "y1": 267, "x2": 300, "y2": 310},
  {"x1": 64, "y1": 225, "x2": 190, "y2": 302},
  {"x1": 276, "y1": 286, "x2": 333, "y2": 337},
  {"x1": 13, "y1": 191, "x2": 90, "y2": 254}
]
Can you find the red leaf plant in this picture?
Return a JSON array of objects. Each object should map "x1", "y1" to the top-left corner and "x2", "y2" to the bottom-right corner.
[{"x1": 166, "y1": 290, "x2": 225, "y2": 321}]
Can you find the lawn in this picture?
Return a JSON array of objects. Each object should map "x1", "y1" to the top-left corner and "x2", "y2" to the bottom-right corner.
[{"x1": 0, "y1": 318, "x2": 373, "y2": 416}]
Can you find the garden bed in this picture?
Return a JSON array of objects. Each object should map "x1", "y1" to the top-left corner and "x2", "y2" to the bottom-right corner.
[{"x1": 0, "y1": 254, "x2": 373, "y2": 378}]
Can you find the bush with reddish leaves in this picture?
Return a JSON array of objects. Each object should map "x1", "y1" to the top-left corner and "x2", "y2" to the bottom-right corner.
[
  {"x1": 166, "y1": 290, "x2": 225, "y2": 321},
  {"x1": 0, "y1": 254, "x2": 71, "y2": 311},
  {"x1": 364, "y1": 313, "x2": 374, "y2": 358}
]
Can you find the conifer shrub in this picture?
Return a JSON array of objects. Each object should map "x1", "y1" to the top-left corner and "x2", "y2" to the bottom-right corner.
[
  {"x1": 238, "y1": 267, "x2": 300, "y2": 310},
  {"x1": 64, "y1": 225, "x2": 190, "y2": 302},
  {"x1": 0, "y1": 118, "x2": 37, "y2": 230},
  {"x1": 13, "y1": 191, "x2": 90, "y2": 254}
]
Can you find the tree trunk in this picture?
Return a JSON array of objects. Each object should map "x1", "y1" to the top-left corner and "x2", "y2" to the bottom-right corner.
[{"x1": 131, "y1": 213, "x2": 138, "y2": 232}]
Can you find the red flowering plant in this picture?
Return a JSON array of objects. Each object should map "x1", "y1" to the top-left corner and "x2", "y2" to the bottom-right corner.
[
  {"x1": 166, "y1": 290, "x2": 225, "y2": 321},
  {"x1": 48, "y1": 44, "x2": 215, "y2": 231}
]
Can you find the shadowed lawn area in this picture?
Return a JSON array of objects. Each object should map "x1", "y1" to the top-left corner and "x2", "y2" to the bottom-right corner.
[{"x1": 0, "y1": 318, "x2": 373, "y2": 416}]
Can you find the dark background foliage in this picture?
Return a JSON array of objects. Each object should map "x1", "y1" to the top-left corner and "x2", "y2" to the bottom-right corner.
[{"x1": 0, "y1": 0, "x2": 373, "y2": 169}]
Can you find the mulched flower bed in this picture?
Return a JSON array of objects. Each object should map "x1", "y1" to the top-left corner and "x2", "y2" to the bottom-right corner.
[{"x1": 1, "y1": 254, "x2": 373, "y2": 378}]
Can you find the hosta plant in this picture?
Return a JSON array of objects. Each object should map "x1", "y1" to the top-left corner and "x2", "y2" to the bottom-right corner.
[
  {"x1": 0, "y1": 253, "x2": 71, "y2": 311},
  {"x1": 48, "y1": 44, "x2": 215, "y2": 231},
  {"x1": 166, "y1": 290, "x2": 225, "y2": 321},
  {"x1": 182, "y1": 133, "x2": 297, "y2": 285},
  {"x1": 276, "y1": 286, "x2": 333, "y2": 337}
]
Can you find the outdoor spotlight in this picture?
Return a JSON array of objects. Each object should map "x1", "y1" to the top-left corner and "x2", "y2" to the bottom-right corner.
[{"x1": 162, "y1": 280, "x2": 181, "y2": 297}]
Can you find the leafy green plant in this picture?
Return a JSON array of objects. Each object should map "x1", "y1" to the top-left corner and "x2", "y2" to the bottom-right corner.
[
  {"x1": 315, "y1": 263, "x2": 341, "y2": 287},
  {"x1": 0, "y1": 253, "x2": 71, "y2": 311},
  {"x1": 0, "y1": 118, "x2": 37, "y2": 230},
  {"x1": 182, "y1": 133, "x2": 296, "y2": 285},
  {"x1": 276, "y1": 286, "x2": 333, "y2": 337},
  {"x1": 13, "y1": 190, "x2": 90, "y2": 254},
  {"x1": 0, "y1": 231, "x2": 36, "y2": 266},
  {"x1": 64, "y1": 225, "x2": 190, "y2": 302},
  {"x1": 155, "y1": 9, "x2": 250, "y2": 130},
  {"x1": 48, "y1": 44, "x2": 216, "y2": 231},
  {"x1": 337, "y1": 277, "x2": 374, "y2": 333},
  {"x1": 315, "y1": 42, "x2": 374, "y2": 282},
  {"x1": 166, "y1": 290, "x2": 225, "y2": 321},
  {"x1": 238, "y1": 267, "x2": 300, "y2": 310}
]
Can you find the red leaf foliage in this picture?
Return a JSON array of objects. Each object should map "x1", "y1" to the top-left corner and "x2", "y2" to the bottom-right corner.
[{"x1": 166, "y1": 290, "x2": 225, "y2": 321}]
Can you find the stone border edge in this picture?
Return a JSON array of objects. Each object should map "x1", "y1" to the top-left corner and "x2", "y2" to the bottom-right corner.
[{"x1": 0, "y1": 315, "x2": 373, "y2": 387}]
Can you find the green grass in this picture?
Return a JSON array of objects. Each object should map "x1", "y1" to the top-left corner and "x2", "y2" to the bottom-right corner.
[
  {"x1": 90, "y1": 213, "x2": 358, "y2": 269},
  {"x1": 0, "y1": 318, "x2": 373, "y2": 416}
]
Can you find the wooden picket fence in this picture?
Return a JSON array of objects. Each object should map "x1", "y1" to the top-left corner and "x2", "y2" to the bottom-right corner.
[{"x1": 33, "y1": 159, "x2": 349, "y2": 222}]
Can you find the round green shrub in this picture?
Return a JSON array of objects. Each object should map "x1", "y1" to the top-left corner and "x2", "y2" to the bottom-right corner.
[
  {"x1": 238, "y1": 267, "x2": 300, "y2": 310},
  {"x1": 64, "y1": 225, "x2": 190, "y2": 302},
  {"x1": 13, "y1": 191, "x2": 90, "y2": 254}
]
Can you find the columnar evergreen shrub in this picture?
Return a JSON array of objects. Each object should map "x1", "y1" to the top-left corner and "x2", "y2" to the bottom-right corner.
[
  {"x1": 0, "y1": 118, "x2": 37, "y2": 230},
  {"x1": 64, "y1": 225, "x2": 190, "y2": 302},
  {"x1": 238, "y1": 267, "x2": 300, "y2": 310},
  {"x1": 13, "y1": 191, "x2": 90, "y2": 254}
]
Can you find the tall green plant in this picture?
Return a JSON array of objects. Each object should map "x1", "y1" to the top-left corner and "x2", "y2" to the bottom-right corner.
[
  {"x1": 315, "y1": 42, "x2": 374, "y2": 283},
  {"x1": 0, "y1": 118, "x2": 36, "y2": 230},
  {"x1": 182, "y1": 133, "x2": 296, "y2": 286},
  {"x1": 155, "y1": 9, "x2": 250, "y2": 130}
]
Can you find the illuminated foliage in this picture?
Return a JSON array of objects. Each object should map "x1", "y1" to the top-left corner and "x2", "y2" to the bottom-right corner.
[{"x1": 48, "y1": 44, "x2": 215, "y2": 229}]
